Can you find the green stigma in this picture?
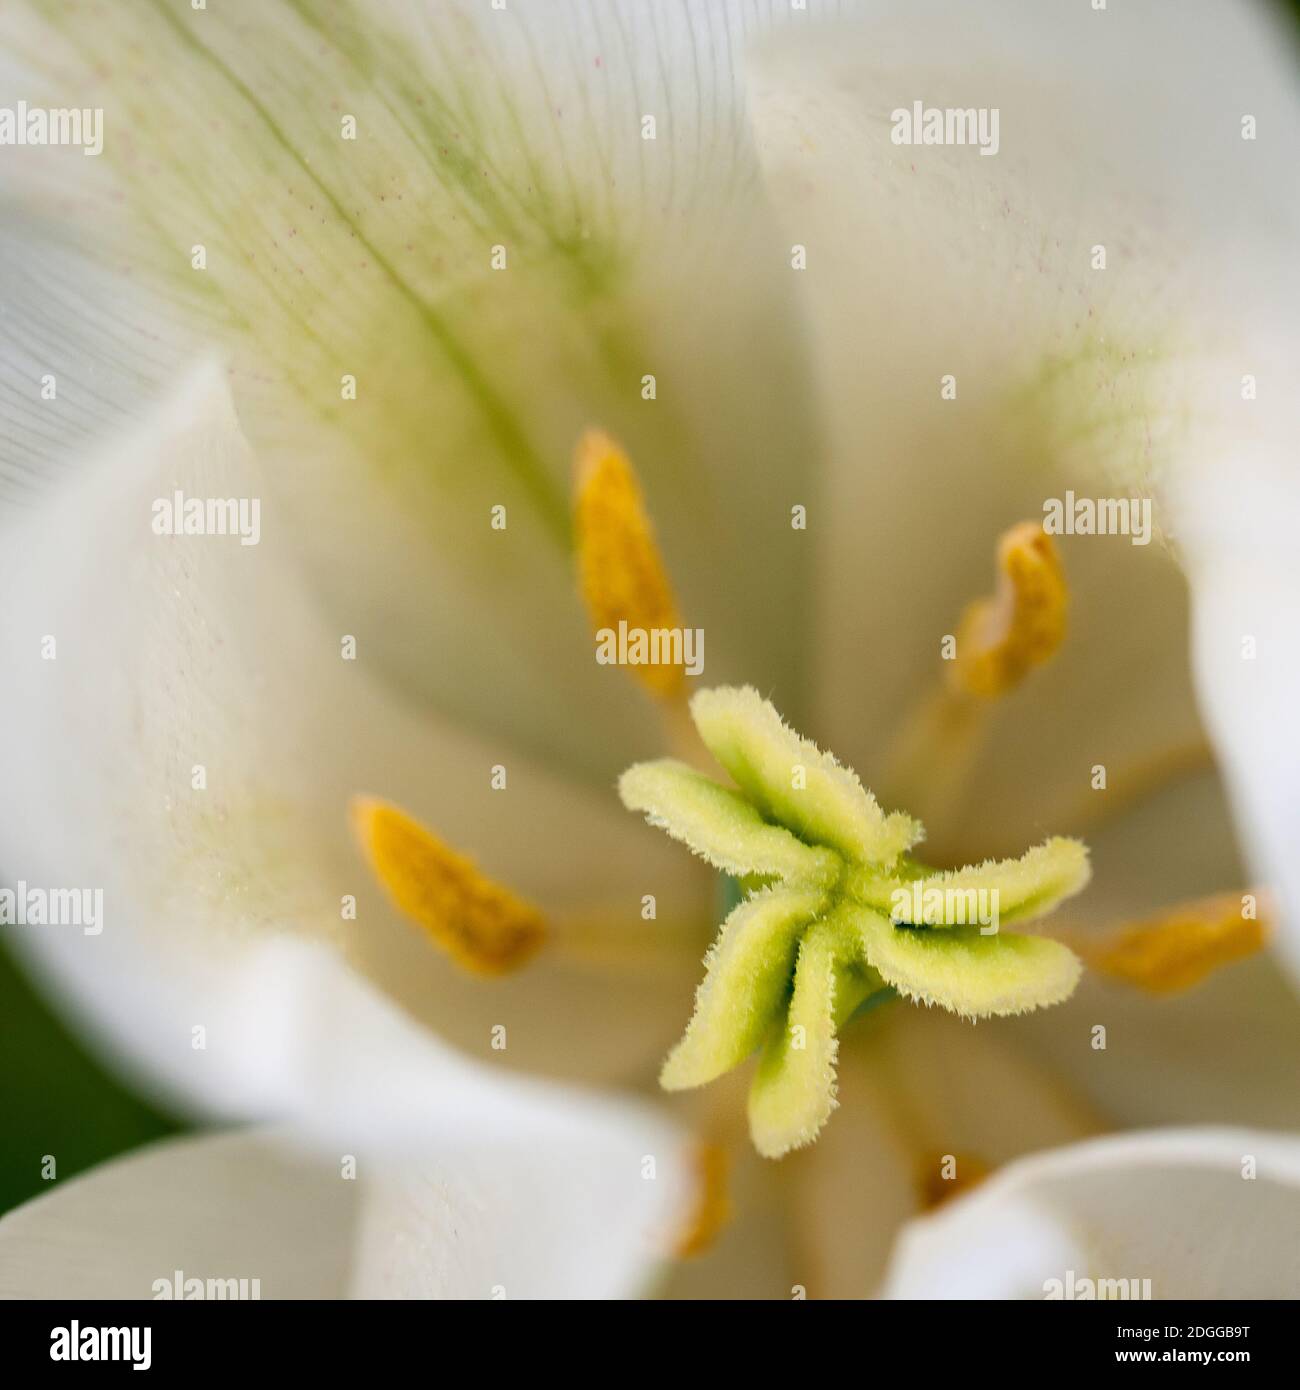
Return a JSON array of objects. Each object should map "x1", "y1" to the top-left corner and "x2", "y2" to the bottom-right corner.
[{"x1": 620, "y1": 686, "x2": 1090, "y2": 1158}]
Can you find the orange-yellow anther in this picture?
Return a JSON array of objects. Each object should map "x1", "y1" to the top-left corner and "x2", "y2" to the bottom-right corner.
[
  {"x1": 673, "y1": 1141, "x2": 734, "y2": 1258},
  {"x1": 950, "y1": 521, "x2": 1067, "y2": 698},
  {"x1": 350, "y1": 796, "x2": 546, "y2": 976},
  {"x1": 1082, "y1": 890, "x2": 1269, "y2": 995},
  {"x1": 573, "y1": 429, "x2": 686, "y2": 700}
]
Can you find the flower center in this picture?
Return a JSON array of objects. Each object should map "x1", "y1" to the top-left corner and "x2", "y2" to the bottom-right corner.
[
  {"x1": 620, "y1": 684, "x2": 1090, "y2": 1157},
  {"x1": 346, "y1": 426, "x2": 1269, "y2": 1169}
]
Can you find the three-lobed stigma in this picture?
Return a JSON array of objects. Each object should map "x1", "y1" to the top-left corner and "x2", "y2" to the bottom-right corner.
[{"x1": 620, "y1": 685, "x2": 1090, "y2": 1158}]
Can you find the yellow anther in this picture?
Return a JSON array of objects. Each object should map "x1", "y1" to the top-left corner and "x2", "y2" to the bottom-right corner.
[
  {"x1": 673, "y1": 1141, "x2": 734, "y2": 1258},
  {"x1": 573, "y1": 429, "x2": 686, "y2": 700},
  {"x1": 950, "y1": 521, "x2": 1067, "y2": 698},
  {"x1": 1081, "y1": 890, "x2": 1269, "y2": 995},
  {"x1": 349, "y1": 796, "x2": 546, "y2": 976}
]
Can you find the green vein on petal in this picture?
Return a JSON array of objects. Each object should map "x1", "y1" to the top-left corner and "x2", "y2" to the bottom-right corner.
[
  {"x1": 12, "y1": 1, "x2": 825, "y2": 781},
  {"x1": 145, "y1": 0, "x2": 570, "y2": 542}
]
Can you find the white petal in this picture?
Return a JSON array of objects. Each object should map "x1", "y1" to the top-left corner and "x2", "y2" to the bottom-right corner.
[
  {"x1": 882, "y1": 1128, "x2": 1300, "y2": 1299},
  {"x1": 351, "y1": 1135, "x2": 684, "y2": 1300},
  {"x1": 1007, "y1": 759, "x2": 1300, "y2": 1134},
  {"x1": 1, "y1": 0, "x2": 830, "y2": 771},
  {"x1": 0, "y1": 1108, "x2": 688, "y2": 1301},
  {"x1": 788, "y1": 1011, "x2": 1100, "y2": 1299},
  {"x1": 0, "y1": 29, "x2": 202, "y2": 509},
  {"x1": 0, "y1": 214, "x2": 196, "y2": 510},
  {"x1": 0, "y1": 1130, "x2": 356, "y2": 1299},
  {"x1": 1175, "y1": 446, "x2": 1300, "y2": 989},
  {"x1": 0, "y1": 365, "x2": 701, "y2": 1128},
  {"x1": 741, "y1": 0, "x2": 1300, "y2": 855},
  {"x1": 236, "y1": 946, "x2": 692, "y2": 1299},
  {"x1": 7, "y1": 934, "x2": 694, "y2": 1297}
]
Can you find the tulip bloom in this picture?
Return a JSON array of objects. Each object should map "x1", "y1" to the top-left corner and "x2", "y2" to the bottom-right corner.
[{"x1": 1, "y1": 0, "x2": 1299, "y2": 1299}]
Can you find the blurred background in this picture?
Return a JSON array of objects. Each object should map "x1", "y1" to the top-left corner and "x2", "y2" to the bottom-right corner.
[{"x1": 2, "y1": 0, "x2": 1299, "y2": 1221}]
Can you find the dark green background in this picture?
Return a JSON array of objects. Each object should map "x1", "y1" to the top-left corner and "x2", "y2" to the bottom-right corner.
[
  {"x1": 0, "y1": 946, "x2": 183, "y2": 1215},
  {"x1": 2, "y1": 0, "x2": 1299, "y2": 1221}
]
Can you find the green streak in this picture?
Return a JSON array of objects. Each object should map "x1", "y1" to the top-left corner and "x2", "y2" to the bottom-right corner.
[{"x1": 148, "y1": 0, "x2": 570, "y2": 546}]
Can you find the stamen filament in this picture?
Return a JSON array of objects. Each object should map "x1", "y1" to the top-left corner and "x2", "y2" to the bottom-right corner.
[
  {"x1": 881, "y1": 522, "x2": 1068, "y2": 832},
  {"x1": 673, "y1": 1141, "x2": 734, "y2": 1258},
  {"x1": 879, "y1": 685, "x2": 990, "y2": 834}
]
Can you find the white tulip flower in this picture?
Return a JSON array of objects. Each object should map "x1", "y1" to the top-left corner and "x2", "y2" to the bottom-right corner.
[{"x1": 1, "y1": 0, "x2": 1298, "y2": 1299}]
